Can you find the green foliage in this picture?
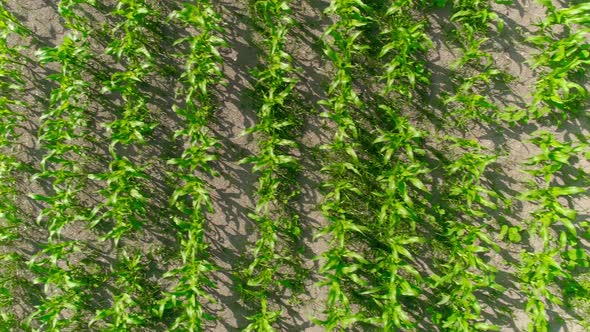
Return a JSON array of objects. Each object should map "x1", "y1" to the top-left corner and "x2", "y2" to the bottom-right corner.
[
  {"x1": 314, "y1": 0, "x2": 375, "y2": 328},
  {"x1": 379, "y1": 0, "x2": 432, "y2": 99},
  {"x1": 0, "y1": 2, "x2": 29, "y2": 328},
  {"x1": 0, "y1": 0, "x2": 28, "y2": 242},
  {"x1": 25, "y1": 2, "x2": 100, "y2": 329},
  {"x1": 444, "y1": 0, "x2": 510, "y2": 126}
]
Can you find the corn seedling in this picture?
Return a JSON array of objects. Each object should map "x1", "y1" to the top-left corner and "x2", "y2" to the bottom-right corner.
[
  {"x1": 0, "y1": 0, "x2": 28, "y2": 246},
  {"x1": 26, "y1": 2, "x2": 100, "y2": 328},
  {"x1": 378, "y1": 0, "x2": 432, "y2": 100},
  {"x1": 90, "y1": 0, "x2": 160, "y2": 242},
  {"x1": 85, "y1": 2, "x2": 164, "y2": 327},
  {"x1": 361, "y1": 1, "x2": 434, "y2": 327},
  {"x1": 26, "y1": 241, "x2": 93, "y2": 331},
  {"x1": 368, "y1": 108, "x2": 429, "y2": 330},
  {"x1": 443, "y1": 0, "x2": 511, "y2": 126},
  {"x1": 90, "y1": 250, "x2": 151, "y2": 330}
]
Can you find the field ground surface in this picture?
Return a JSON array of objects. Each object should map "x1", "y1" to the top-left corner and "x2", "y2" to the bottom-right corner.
[{"x1": 0, "y1": 0, "x2": 589, "y2": 331}]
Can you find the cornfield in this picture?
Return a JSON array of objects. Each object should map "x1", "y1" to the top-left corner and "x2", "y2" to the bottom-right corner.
[{"x1": 0, "y1": 0, "x2": 589, "y2": 331}]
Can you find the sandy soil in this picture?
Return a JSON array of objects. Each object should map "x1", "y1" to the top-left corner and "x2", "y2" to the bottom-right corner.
[{"x1": 0, "y1": 0, "x2": 589, "y2": 331}]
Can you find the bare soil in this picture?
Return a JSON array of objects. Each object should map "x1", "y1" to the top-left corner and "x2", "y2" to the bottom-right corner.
[{"x1": 1, "y1": 0, "x2": 589, "y2": 331}]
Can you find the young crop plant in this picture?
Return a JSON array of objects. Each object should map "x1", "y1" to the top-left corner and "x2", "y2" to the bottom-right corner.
[
  {"x1": 240, "y1": 0, "x2": 302, "y2": 330},
  {"x1": 0, "y1": 253, "x2": 28, "y2": 328},
  {"x1": 101, "y1": 0, "x2": 159, "y2": 150},
  {"x1": 156, "y1": 1, "x2": 226, "y2": 331},
  {"x1": 378, "y1": 0, "x2": 432, "y2": 100},
  {"x1": 517, "y1": 131, "x2": 588, "y2": 331},
  {"x1": 90, "y1": 250, "x2": 154, "y2": 331},
  {"x1": 442, "y1": 0, "x2": 511, "y2": 126},
  {"x1": 525, "y1": 3, "x2": 590, "y2": 120},
  {"x1": 89, "y1": 0, "x2": 162, "y2": 245},
  {"x1": 314, "y1": 0, "x2": 376, "y2": 329},
  {"x1": 0, "y1": 0, "x2": 28, "y2": 246},
  {"x1": 430, "y1": 137, "x2": 504, "y2": 331}
]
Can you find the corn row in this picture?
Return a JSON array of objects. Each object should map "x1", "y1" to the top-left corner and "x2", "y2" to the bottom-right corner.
[
  {"x1": 156, "y1": 2, "x2": 225, "y2": 331},
  {"x1": 444, "y1": 0, "x2": 508, "y2": 126},
  {"x1": 378, "y1": 0, "x2": 431, "y2": 100},
  {"x1": 25, "y1": 1, "x2": 99, "y2": 329},
  {"x1": 363, "y1": 0, "x2": 432, "y2": 328},
  {"x1": 87, "y1": 0, "x2": 161, "y2": 328},
  {"x1": 0, "y1": 1, "x2": 29, "y2": 328},
  {"x1": 517, "y1": 132, "x2": 588, "y2": 331},
  {"x1": 0, "y1": 0, "x2": 27, "y2": 246},
  {"x1": 512, "y1": 3, "x2": 590, "y2": 329},
  {"x1": 240, "y1": 0, "x2": 301, "y2": 330},
  {"x1": 88, "y1": 0, "x2": 159, "y2": 245},
  {"x1": 430, "y1": 137, "x2": 503, "y2": 331},
  {"x1": 315, "y1": 0, "x2": 373, "y2": 329},
  {"x1": 368, "y1": 110, "x2": 429, "y2": 330}
]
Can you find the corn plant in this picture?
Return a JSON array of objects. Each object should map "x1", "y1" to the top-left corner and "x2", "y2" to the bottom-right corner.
[
  {"x1": 517, "y1": 131, "x2": 588, "y2": 331},
  {"x1": 239, "y1": 0, "x2": 302, "y2": 330},
  {"x1": 89, "y1": 0, "x2": 160, "y2": 243},
  {"x1": 0, "y1": 253, "x2": 27, "y2": 328},
  {"x1": 0, "y1": 0, "x2": 28, "y2": 246},
  {"x1": 26, "y1": 241, "x2": 92, "y2": 331},
  {"x1": 430, "y1": 137, "x2": 503, "y2": 331},
  {"x1": 101, "y1": 0, "x2": 159, "y2": 150},
  {"x1": 88, "y1": 156, "x2": 149, "y2": 244},
  {"x1": 378, "y1": 0, "x2": 431, "y2": 100},
  {"x1": 367, "y1": 107, "x2": 429, "y2": 330},
  {"x1": 443, "y1": 0, "x2": 510, "y2": 126},
  {"x1": 525, "y1": 3, "x2": 590, "y2": 120},
  {"x1": 156, "y1": 2, "x2": 226, "y2": 331},
  {"x1": 90, "y1": 250, "x2": 150, "y2": 330},
  {"x1": 33, "y1": 32, "x2": 93, "y2": 238}
]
